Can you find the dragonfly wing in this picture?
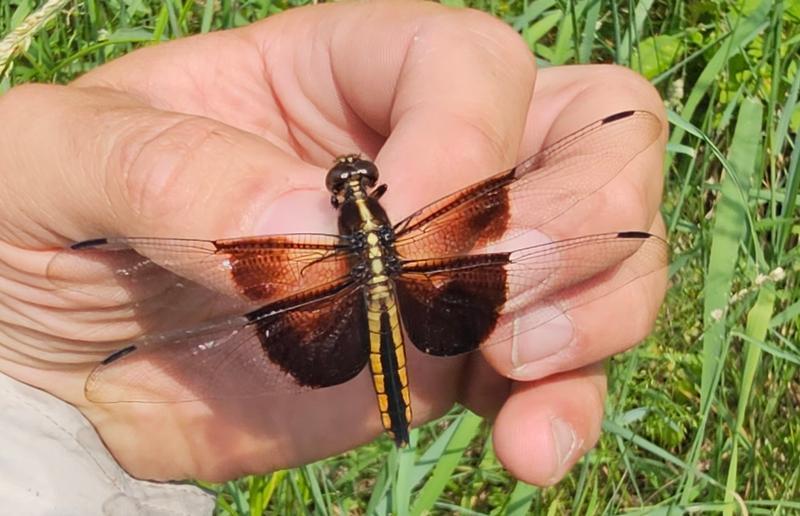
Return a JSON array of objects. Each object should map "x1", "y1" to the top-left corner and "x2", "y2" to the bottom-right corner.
[
  {"x1": 396, "y1": 232, "x2": 668, "y2": 357},
  {"x1": 85, "y1": 279, "x2": 370, "y2": 403},
  {"x1": 47, "y1": 234, "x2": 355, "y2": 336},
  {"x1": 394, "y1": 111, "x2": 662, "y2": 258}
]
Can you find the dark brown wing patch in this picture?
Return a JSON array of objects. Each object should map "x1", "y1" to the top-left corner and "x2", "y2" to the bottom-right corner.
[
  {"x1": 396, "y1": 232, "x2": 668, "y2": 357},
  {"x1": 49, "y1": 234, "x2": 354, "y2": 338},
  {"x1": 84, "y1": 279, "x2": 369, "y2": 403},
  {"x1": 247, "y1": 283, "x2": 369, "y2": 389},
  {"x1": 393, "y1": 170, "x2": 515, "y2": 257},
  {"x1": 214, "y1": 235, "x2": 351, "y2": 303},
  {"x1": 396, "y1": 254, "x2": 510, "y2": 356},
  {"x1": 393, "y1": 111, "x2": 662, "y2": 259}
]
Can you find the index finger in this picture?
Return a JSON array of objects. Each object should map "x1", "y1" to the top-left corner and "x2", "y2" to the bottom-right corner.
[
  {"x1": 0, "y1": 85, "x2": 322, "y2": 250},
  {"x1": 247, "y1": 1, "x2": 536, "y2": 216}
]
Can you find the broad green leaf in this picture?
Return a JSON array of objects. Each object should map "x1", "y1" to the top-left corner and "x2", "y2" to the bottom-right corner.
[
  {"x1": 506, "y1": 481, "x2": 537, "y2": 515},
  {"x1": 631, "y1": 34, "x2": 682, "y2": 79}
]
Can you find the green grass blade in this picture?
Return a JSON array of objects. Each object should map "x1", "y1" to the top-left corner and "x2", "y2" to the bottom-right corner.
[
  {"x1": 732, "y1": 330, "x2": 800, "y2": 367},
  {"x1": 701, "y1": 97, "x2": 763, "y2": 403},
  {"x1": 301, "y1": 464, "x2": 329, "y2": 516},
  {"x1": 770, "y1": 298, "x2": 800, "y2": 329},
  {"x1": 690, "y1": 98, "x2": 763, "y2": 505},
  {"x1": 201, "y1": 0, "x2": 216, "y2": 33},
  {"x1": 577, "y1": 0, "x2": 601, "y2": 63},
  {"x1": 665, "y1": 0, "x2": 771, "y2": 170},
  {"x1": 409, "y1": 410, "x2": 482, "y2": 516},
  {"x1": 223, "y1": 478, "x2": 249, "y2": 515},
  {"x1": 410, "y1": 414, "x2": 462, "y2": 485},
  {"x1": 551, "y1": 1, "x2": 575, "y2": 64},
  {"x1": 261, "y1": 471, "x2": 286, "y2": 512},
  {"x1": 617, "y1": 0, "x2": 655, "y2": 66},
  {"x1": 776, "y1": 127, "x2": 800, "y2": 257},
  {"x1": 152, "y1": 3, "x2": 169, "y2": 42},
  {"x1": 722, "y1": 286, "x2": 776, "y2": 516},
  {"x1": 393, "y1": 430, "x2": 417, "y2": 516},
  {"x1": 510, "y1": 0, "x2": 557, "y2": 31},
  {"x1": 505, "y1": 481, "x2": 538, "y2": 515},
  {"x1": 505, "y1": 481, "x2": 539, "y2": 516},
  {"x1": 366, "y1": 447, "x2": 393, "y2": 515},
  {"x1": 523, "y1": 10, "x2": 563, "y2": 57}
]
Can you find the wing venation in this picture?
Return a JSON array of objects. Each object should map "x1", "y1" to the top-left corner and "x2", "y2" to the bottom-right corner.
[
  {"x1": 394, "y1": 111, "x2": 662, "y2": 258},
  {"x1": 85, "y1": 278, "x2": 369, "y2": 403},
  {"x1": 397, "y1": 232, "x2": 668, "y2": 357}
]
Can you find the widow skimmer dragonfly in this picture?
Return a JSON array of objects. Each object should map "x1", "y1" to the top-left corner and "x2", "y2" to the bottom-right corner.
[{"x1": 49, "y1": 110, "x2": 668, "y2": 447}]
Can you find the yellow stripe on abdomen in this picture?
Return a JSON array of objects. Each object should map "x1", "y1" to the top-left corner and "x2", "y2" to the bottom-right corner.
[{"x1": 366, "y1": 282, "x2": 412, "y2": 444}]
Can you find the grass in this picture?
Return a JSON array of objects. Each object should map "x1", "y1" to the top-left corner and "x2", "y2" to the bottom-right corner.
[{"x1": 2, "y1": 0, "x2": 799, "y2": 513}]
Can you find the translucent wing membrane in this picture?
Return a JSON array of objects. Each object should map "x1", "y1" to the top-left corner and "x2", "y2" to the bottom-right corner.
[
  {"x1": 394, "y1": 111, "x2": 662, "y2": 258},
  {"x1": 84, "y1": 314, "x2": 285, "y2": 403},
  {"x1": 396, "y1": 232, "x2": 668, "y2": 356},
  {"x1": 84, "y1": 279, "x2": 369, "y2": 403},
  {"x1": 47, "y1": 234, "x2": 355, "y2": 334},
  {"x1": 48, "y1": 233, "x2": 364, "y2": 402}
]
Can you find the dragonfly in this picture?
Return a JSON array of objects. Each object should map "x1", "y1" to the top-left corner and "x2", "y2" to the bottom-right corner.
[{"x1": 48, "y1": 110, "x2": 668, "y2": 447}]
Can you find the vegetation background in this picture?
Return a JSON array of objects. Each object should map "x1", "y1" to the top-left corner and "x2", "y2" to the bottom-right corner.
[{"x1": 1, "y1": 0, "x2": 798, "y2": 514}]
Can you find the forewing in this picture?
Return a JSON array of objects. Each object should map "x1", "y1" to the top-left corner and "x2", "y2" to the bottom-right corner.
[
  {"x1": 394, "y1": 111, "x2": 662, "y2": 258},
  {"x1": 47, "y1": 234, "x2": 355, "y2": 335},
  {"x1": 85, "y1": 280, "x2": 369, "y2": 403},
  {"x1": 396, "y1": 232, "x2": 668, "y2": 357}
]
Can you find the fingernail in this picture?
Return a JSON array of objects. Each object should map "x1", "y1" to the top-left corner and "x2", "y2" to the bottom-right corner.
[
  {"x1": 511, "y1": 309, "x2": 574, "y2": 372},
  {"x1": 549, "y1": 417, "x2": 579, "y2": 483}
]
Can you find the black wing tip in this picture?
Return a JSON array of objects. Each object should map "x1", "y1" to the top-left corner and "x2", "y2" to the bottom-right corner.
[
  {"x1": 101, "y1": 345, "x2": 136, "y2": 365},
  {"x1": 71, "y1": 238, "x2": 109, "y2": 250},
  {"x1": 602, "y1": 110, "x2": 637, "y2": 124},
  {"x1": 617, "y1": 231, "x2": 652, "y2": 239}
]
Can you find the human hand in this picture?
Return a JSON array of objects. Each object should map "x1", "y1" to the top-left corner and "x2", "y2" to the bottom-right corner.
[{"x1": 0, "y1": 1, "x2": 667, "y2": 485}]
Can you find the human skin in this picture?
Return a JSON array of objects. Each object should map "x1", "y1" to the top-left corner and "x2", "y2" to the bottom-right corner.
[{"x1": 0, "y1": 1, "x2": 667, "y2": 485}]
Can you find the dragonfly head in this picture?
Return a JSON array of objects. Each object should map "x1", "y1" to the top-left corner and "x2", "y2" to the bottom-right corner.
[{"x1": 326, "y1": 154, "x2": 379, "y2": 207}]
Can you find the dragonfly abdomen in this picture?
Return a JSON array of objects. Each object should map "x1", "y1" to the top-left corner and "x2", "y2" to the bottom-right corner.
[{"x1": 365, "y1": 280, "x2": 411, "y2": 447}]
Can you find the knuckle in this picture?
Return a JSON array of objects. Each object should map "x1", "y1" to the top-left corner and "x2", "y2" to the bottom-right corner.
[
  {"x1": 586, "y1": 64, "x2": 666, "y2": 118},
  {"x1": 443, "y1": 8, "x2": 523, "y2": 47},
  {"x1": 422, "y1": 7, "x2": 535, "y2": 77},
  {"x1": 0, "y1": 83, "x2": 53, "y2": 114},
  {"x1": 112, "y1": 116, "x2": 227, "y2": 221},
  {"x1": 588, "y1": 173, "x2": 650, "y2": 231},
  {"x1": 451, "y1": 111, "x2": 515, "y2": 168},
  {"x1": 627, "y1": 280, "x2": 664, "y2": 343}
]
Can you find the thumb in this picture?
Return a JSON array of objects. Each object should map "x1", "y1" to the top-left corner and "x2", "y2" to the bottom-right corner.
[{"x1": 0, "y1": 83, "x2": 329, "y2": 249}]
